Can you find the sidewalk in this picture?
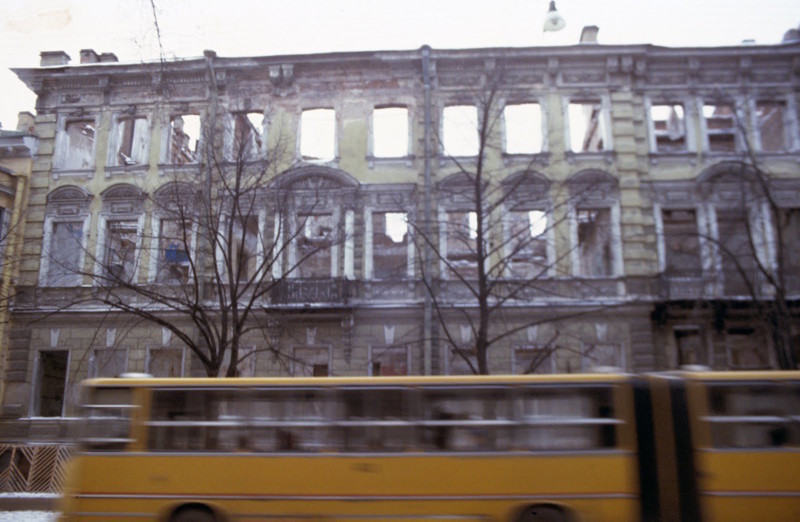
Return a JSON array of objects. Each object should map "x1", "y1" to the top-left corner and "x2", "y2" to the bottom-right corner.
[{"x1": 0, "y1": 494, "x2": 59, "y2": 511}]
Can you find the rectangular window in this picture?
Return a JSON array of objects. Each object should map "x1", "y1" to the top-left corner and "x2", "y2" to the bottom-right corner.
[
  {"x1": 756, "y1": 101, "x2": 788, "y2": 152},
  {"x1": 369, "y1": 346, "x2": 410, "y2": 376},
  {"x1": 445, "y1": 211, "x2": 478, "y2": 279},
  {"x1": 300, "y1": 109, "x2": 336, "y2": 161},
  {"x1": 662, "y1": 209, "x2": 701, "y2": 275},
  {"x1": 231, "y1": 216, "x2": 259, "y2": 281},
  {"x1": 231, "y1": 112, "x2": 264, "y2": 160},
  {"x1": 727, "y1": 328, "x2": 770, "y2": 369},
  {"x1": 778, "y1": 209, "x2": 800, "y2": 292},
  {"x1": 147, "y1": 348, "x2": 184, "y2": 377},
  {"x1": 157, "y1": 219, "x2": 191, "y2": 283},
  {"x1": 443, "y1": 105, "x2": 479, "y2": 156},
  {"x1": 715, "y1": 208, "x2": 756, "y2": 295},
  {"x1": 373, "y1": 107, "x2": 408, "y2": 158},
  {"x1": 674, "y1": 328, "x2": 706, "y2": 367},
  {"x1": 169, "y1": 115, "x2": 200, "y2": 165},
  {"x1": 703, "y1": 104, "x2": 737, "y2": 152},
  {"x1": 513, "y1": 347, "x2": 555, "y2": 374},
  {"x1": 507, "y1": 210, "x2": 548, "y2": 278},
  {"x1": 293, "y1": 346, "x2": 330, "y2": 377},
  {"x1": 47, "y1": 221, "x2": 84, "y2": 286},
  {"x1": 57, "y1": 120, "x2": 95, "y2": 170},
  {"x1": 504, "y1": 103, "x2": 542, "y2": 154},
  {"x1": 568, "y1": 101, "x2": 607, "y2": 152},
  {"x1": 577, "y1": 209, "x2": 612, "y2": 277},
  {"x1": 36, "y1": 351, "x2": 69, "y2": 417},
  {"x1": 372, "y1": 212, "x2": 408, "y2": 279},
  {"x1": 448, "y1": 348, "x2": 478, "y2": 375},
  {"x1": 104, "y1": 220, "x2": 138, "y2": 282},
  {"x1": 90, "y1": 348, "x2": 127, "y2": 378},
  {"x1": 650, "y1": 104, "x2": 686, "y2": 152},
  {"x1": 112, "y1": 117, "x2": 149, "y2": 166},
  {"x1": 297, "y1": 214, "x2": 333, "y2": 278}
]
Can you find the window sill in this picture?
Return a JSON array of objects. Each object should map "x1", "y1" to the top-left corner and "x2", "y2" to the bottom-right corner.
[
  {"x1": 367, "y1": 155, "x2": 415, "y2": 169},
  {"x1": 564, "y1": 151, "x2": 615, "y2": 165},
  {"x1": 52, "y1": 167, "x2": 95, "y2": 180},
  {"x1": 649, "y1": 151, "x2": 697, "y2": 166},
  {"x1": 104, "y1": 164, "x2": 149, "y2": 177},
  {"x1": 502, "y1": 152, "x2": 550, "y2": 167},
  {"x1": 297, "y1": 157, "x2": 339, "y2": 168}
]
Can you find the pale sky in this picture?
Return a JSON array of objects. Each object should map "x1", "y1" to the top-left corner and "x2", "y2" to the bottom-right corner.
[{"x1": 1, "y1": 0, "x2": 799, "y2": 129}]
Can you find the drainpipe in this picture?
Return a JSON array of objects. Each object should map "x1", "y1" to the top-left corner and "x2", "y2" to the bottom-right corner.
[{"x1": 421, "y1": 46, "x2": 433, "y2": 375}]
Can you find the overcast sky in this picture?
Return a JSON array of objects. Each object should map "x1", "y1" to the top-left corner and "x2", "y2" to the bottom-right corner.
[{"x1": 1, "y1": 0, "x2": 799, "y2": 129}]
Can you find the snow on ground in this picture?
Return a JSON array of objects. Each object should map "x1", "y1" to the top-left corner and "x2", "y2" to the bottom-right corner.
[{"x1": 0, "y1": 512, "x2": 57, "y2": 521}]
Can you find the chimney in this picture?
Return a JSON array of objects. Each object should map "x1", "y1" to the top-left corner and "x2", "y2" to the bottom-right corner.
[
  {"x1": 99, "y1": 52, "x2": 119, "y2": 63},
  {"x1": 16, "y1": 112, "x2": 35, "y2": 134},
  {"x1": 580, "y1": 25, "x2": 599, "y2": 44},
  {"x1": 40, "y1": 51, "x2": 71, "y2": 67},
  {"x1": 80, "y1": 49, "x2": 100, "y2": 64}
]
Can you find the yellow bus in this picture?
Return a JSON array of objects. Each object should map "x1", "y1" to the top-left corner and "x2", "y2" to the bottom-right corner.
[{"x1": 59, "y1": 371, "x2": 799, "y2": 522}]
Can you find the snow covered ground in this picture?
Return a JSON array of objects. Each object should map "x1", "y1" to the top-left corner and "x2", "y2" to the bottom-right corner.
[{"x1": 0, "y1": 512, "x2": 57, "y2": 521}]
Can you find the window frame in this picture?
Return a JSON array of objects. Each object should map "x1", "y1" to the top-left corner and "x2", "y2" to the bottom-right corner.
[
  {"x1": 502, "y1": 101, "x2": 546, "y2": 155},
  {"x1": 370, "y1": 106, "x2": 412, "y2": 160}
]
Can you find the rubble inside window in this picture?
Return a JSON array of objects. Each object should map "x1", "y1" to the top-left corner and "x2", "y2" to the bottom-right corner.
[
  {"x1": 755, "y1": 101, "x2": 787, "y2": 152},
  {"x1": 507, "y1": 210, "x2": 548, "y2": 279},
  {"x1": 576, "y1": 209, "x2": 612, "y2": 277},
  {"x1": 168, "y1": 115, "x2": 200, "y2": 165},
  {"x1": 372, "y1": 211, "x2": 408, "y2": 279},
  {"x1": 58, "y1": 120, "x2": 95, "y2": 170},
  {"x1": 157, "y1": 218, "x2": 192, "y2": 283},
  {"x1": 300, "y1": 109, "x2": 336, "y2": 161},
  {"x1": 504, "y1": 103, "x2": 543, "y2": 154},
  {"x1": 446, "y1": 211, "x2": 478, "y2": 279},
  {"x1": 568, "y1": 101, "x2": 607, "y2": 152},
  {"x1": 662, "y1": 209, "x2": 701, "y2": 275},
  {"x1": 372, "y1": 107, "x2": 408, "y2": 158},
  {"x1": 297, "y1": 213, "x2": 333, "y2": 277},
  {"x1": 47, "y1": 221, "x2": 84, "y2": 286},
  {"x1": 231, "y1": 112, "x2": 264, "y2": 160},
  {"x1": 650, "y1": 104, "x2": 686, "y2": 152},
  {"x1": 442, "y1": 105, "x2": 479, "y2": 157},
  {"x1": 703, "y1": 104, "x2": 737, "y2": 152},
  {"x1": 104, "y1": 220, "x2": 138, "y2": 282},
  {"x1": 112, "y1": 117, "x2": 148, "y2": 166}
]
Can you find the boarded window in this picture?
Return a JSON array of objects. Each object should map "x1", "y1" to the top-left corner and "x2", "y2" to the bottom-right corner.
[
  {"x1": 577, "y1": 209, "x2": 612, "y2": 277},
  {"x1": 47, "y1": 221, "x2": 83, "y2": 286},
  {"x1": 507, "y1": 210, "x2": 548, "y2": 278},
  {"x1": 297, "y1": 214, "x2": 333, "y2": 278},
  {"x1": 651, "y1": 104, "x2": 686, "y2": 152},
  {"x1": 373, "y1": 107, "x2": 408, "y2": 158},
  {"x1": 231, "y1": 112, "x2": 264, "y2": 159},
  {"x1": 443, "y1": 105, "x2": 479, "y2": 156},
  {"x1": 91, "y1": 349, "x2": 127, "y2": 378},
  {"x1": 37, "y1": 351, "x2": 68, "y2": 417},
  {"x1": 662, "y1": 209, "x2": 701, "y2": 275},
  {"x1": 157, "y1": 219, "x2": 191, "y2": 283},
  {"x1": 568, "y1": 101, "x2": 607, "y2": 152},
  {"x1": 372, "y1": 212, "x2": 408, "y2": 279},
  {"x1": 704, "y1": 104, "x2": 737, "y2": 152},
  {"x1": 147, "y1": 348, "x2": 184, "y2": 377},
  {"x1": 446, "y1": 211, "x2": 478, "y2": 279},
  {"x1": 58, "y1": 120, "x2": 95, "y2": 170},
  {"x1": 169, "y1": 115, "x2": 200, "y2": 164},
  {"x1": 756, "y1": 101, "x2": 788, "y2": 152},
  {"x1": 300, "y1": 109, "x2": 335, "y2": 160},
  {"x1": 504, "y1": 103, "x2": 542, "y2": 154},
  {"x1": 104, "y1": 220, "x2": 138, "y2": 282},
  {"x1": 370, "y1": 346, "x2": 410, "y2": 376},
  {"x1": 113, "y1": 117, "x2": 149, "y2": 166}
]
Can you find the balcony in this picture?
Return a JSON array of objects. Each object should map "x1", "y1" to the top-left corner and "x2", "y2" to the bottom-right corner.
[{"x1": 269, "y1": 278, "x2": 351, "y2": 305}]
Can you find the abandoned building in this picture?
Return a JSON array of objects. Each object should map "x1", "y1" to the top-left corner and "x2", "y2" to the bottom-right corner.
[{"x1": 0, "y1": 27, "x2": 799, "y2": 467}]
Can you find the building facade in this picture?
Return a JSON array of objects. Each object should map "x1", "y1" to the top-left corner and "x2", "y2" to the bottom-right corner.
[{"x1": 1, "y1": 34, "x2": 800, "y2": 448}]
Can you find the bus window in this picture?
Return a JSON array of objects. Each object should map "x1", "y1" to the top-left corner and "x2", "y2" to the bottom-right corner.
[
  {"x1": 706, "y1": 382, "x2": 799, "y2": 448},
  {"x1": 249, "y1": 388, "x2": 334, "y2": 452},
  {"x1": 517, "y1": 386, "x2": 617, "y2": 450},
  {"x1": 81, "y1": 386, "x2": 135, "y2": 451},
  {"x1": 340, "y1": 388, "x2": 412, "y2": 451}
]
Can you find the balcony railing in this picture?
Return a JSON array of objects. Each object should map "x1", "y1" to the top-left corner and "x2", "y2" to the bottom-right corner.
[{"x1": 269, "y1": 278, "x2": 351, "y2": 305}]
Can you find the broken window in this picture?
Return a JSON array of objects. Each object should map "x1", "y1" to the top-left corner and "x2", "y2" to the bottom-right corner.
[
  {"x1": 157, "y1": 218, "x2": 192, "y2": 283},
  {"x1": 650, "y1": 104, "x2": 687, "y2": 152},
  {"x1": 90, "y1": 348, "x2": 127, "y2": 378},
  {"x1": 373, "y1": 107, "x2": 408, "y2": 158},
  {"x1": 111, "y1": 116, "x2": 149, "y2": 166},
  {"x1": 147, "y1": 348, "x2": 184, "y2": 377},
  {"x1": 372, "y1": 212, "x2": 408, "y2": 279},
  {"x1": 230, "y1": 215, "x2": 259, "y2": 281},
  {"x1": 756, "y1": 101, "x2": 789, "y2": 152},
  {"x1": 445, "y1": 211, "x2": 478, "y2": 279},
  {"x1": 674, "y1": 328, "x2": 706, "y2": 367},
  {"x1": 727, "y1": 328, "x2": 770, "y2": 369},
  {"x1": 297, "y1": 213, "x2": 333, "y2": 278},
  {"x1": 662, "y1": 209, "x2": 702, "y2": 275},
  {"x1": 715, "y1": 207, "x2": 756, "y2": 295},
  {"x1": 104, "y1": 220, "x2": 138, "y2": 282},
  {"x1": 504, "y1": 103, "x2": 543, "y2": 154},
  {"x1": 300, "y1": 109, "x2": 336, "y2": 161},
  {"x1": 369, "y1": 346, "x2": 410, "y2": 376},
  {"x1": 168, "y1": 115, "x2": 200, "y2": 165},
  {"x1": 703, "y1": 104, "x2": 737, "y2": 152},
  {"x1": 293, "y1": 346, "x2": 330, "y2": 377},
  {"x1": 576, "y1": 209, "x2": 612, "y2": 277},
  {"x1": 513, "y1": 347, "x2": 555, "y2": 374},
  {"x1": 443, "y1": 105, "x2": 479, "y2": 156},
  {"x1": 568, "y1": 101, "x2": 607, "y2": 152},
  {"x1": 230, "y1": 112, "x2": 264, "y2": 160},
  {"x1": 507, "y1": 210, "x2": 548, "y2": 279},
  {"x1": 57, "y1": 120, "x2": 95, "y2": 170},
  {"x1": 47, "y1": 221, "x2": 84, "y2": 286},
  {"x1": 36, "y1": 351, "x2": 69, "y2": 417}
]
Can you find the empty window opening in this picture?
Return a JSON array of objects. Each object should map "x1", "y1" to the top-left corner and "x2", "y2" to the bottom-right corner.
[
  {"x1": 662, "y1": 209, "x2": 701, "y2": 275},
  {"x1": 113, "y1": 117, "x2": 148, "y2": 166},
  {"x1": 727, "y1": 328, "x2": 770, "y2": 369},
  {"x1": 504, "y1": 103, "x2": 542, "y2": 154},
  {"x1": 372, "y1": 212, "x2": 408, "y2": 279},
  {"x1": 169, "y1": 115, "x2": 200, "y2": 164},
  {"x1": 443, "y1": 105, "x2": 479, "y2": 157},
  {"x1": 577, "y1": 209, "x2": 612, "y2": 277},
  {"x1": 715, "y1": 208, "x2": 756, "y2": 295},
  {"x1": 231, "y1": 216, "x2": 259, "y2": 281},
  {"x1": 104, "y1": 220, "x2": 138, "y2": 282},
  {"x1": 674, "y1": 328, "x2": 706, "y2": 367},
  {"x1": 300, "y1": 109, "x2": 336, "y2": 161},
  {"x1": 508, "y1": 210, "x2": 548, "y2": 279},
  {"x1": 59, "y1": 120, "x2": 95, "y2": 170},
  {"x1": 651, "y1": 104, "x2": 686, "y2": 152},
  {"x1": 568, "y1": 101, "x2": 606, "y2": 152},
  {"x1": 446, "y1": 211, "x2": 478, "y2": 279},
  {"x1": 373, "y1": 107, "x2": 408, "y2": 158},
  {"x1": 703, "y1": 104, "x2": 737, "y2": 152},
  {"x1": 232, "y1": 112, "x2": 264, "y2": 159},
  {"x1": 158, "y1": 219, "x2": 191, "y2": 283},
  {"x1": 47, "y1": 221, "x2": 84, "y2": 286},
  {"x1": 37, "y1": 351, "x2": 68, "y2": 417},
  {"x1": 298, "y1": 213, "x2": 334, "y2": 278},
  {"x1": 756, "y1": 101, "x2": 788, "y2": 152}
]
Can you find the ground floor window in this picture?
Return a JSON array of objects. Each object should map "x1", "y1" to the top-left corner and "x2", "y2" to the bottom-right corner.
[{"x1": 35, "y1": 351, "x2": 69, "y2": 417}]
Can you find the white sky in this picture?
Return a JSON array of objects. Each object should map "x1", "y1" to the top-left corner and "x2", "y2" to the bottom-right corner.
[{"x1": 1, "y1": 0, "x2": 799, "y2": 129}]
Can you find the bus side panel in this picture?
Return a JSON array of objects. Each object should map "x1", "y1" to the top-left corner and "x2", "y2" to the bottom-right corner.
[
  {"x1": 670, "y1": 378, "x2": 703, "y2": 522},
  {"x1": 632, "y1": 378, "x2": 659, "y2": 522}
]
